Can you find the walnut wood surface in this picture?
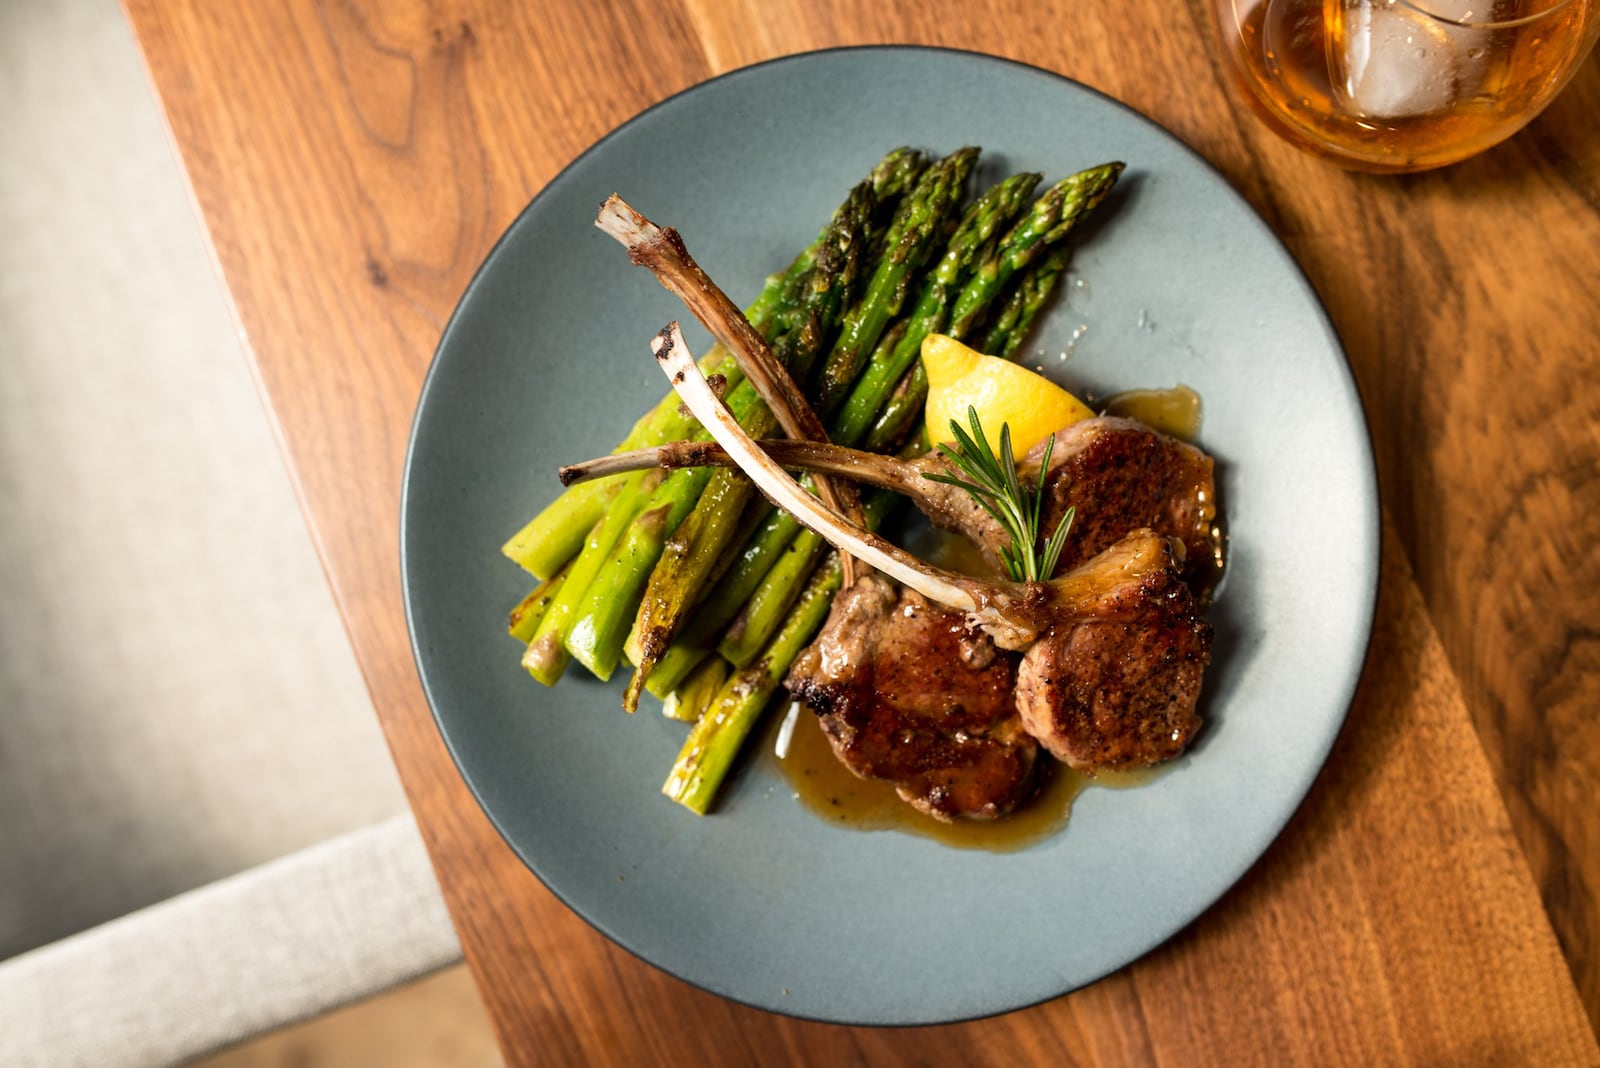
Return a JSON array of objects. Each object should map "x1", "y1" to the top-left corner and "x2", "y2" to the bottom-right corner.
[{"x1": 123, "y1": 1, "x2": 1600, "y2": 1062}]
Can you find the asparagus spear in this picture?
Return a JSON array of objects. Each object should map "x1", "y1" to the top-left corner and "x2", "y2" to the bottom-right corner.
[
  {"x1": 639, "y1": 501, "x2": 807, "y2": 700},
  {"x1": 561, "y1": 452, "x2": 723, "y2": 682},
  {"x1": 507, "y1": 566, "x2": 569, "y2": 644},
  {"x1": 749, "y1": 146, "x2": 924, "y2": 339},
  {"x1": 717, "y1": 530, "x2": 827, "y2": 669},
  {"x1": 718, "y1": 491, "x2": 895, "y2": 667},
  {"x1": 645, "y1": 637, "x2": 714, "y2": 705},
  {"x1": 862, "y1": 361, "x2": 930, "y2": 454},
  {"x1": 866, "y1": 242, "x2": 1078, "y2": 453},
  {"x1": 563, "y1": 468, "x2": 715, "y2": 681},
  {"x1": 660, "y1": 654, "x2": 728, "y2": 723},
  {"x1": 861, "y1": 147, "x2": 931, "y2": 243},
  {"x1": 562, "y1": 368, "x2": 777, "y2": 682},
  {"x1": 811, "y1": 148, "x2": 980, "y2": 418},
  {"x1": 661, "y1": 550, "x2": 846, "y2": 815},
  {"x1": 977, "y1": 244, "x2": 1075, "y2": 359}
]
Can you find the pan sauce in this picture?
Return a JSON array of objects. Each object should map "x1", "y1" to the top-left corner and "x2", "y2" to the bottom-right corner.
[{"x1": 768, "y1": 709, "x2": 1158, "y2": 851}]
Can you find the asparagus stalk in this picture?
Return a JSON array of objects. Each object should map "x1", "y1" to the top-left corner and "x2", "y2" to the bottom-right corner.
[
  {"x1": 828, "y1": 170, "x2": 1041, "y2": 447},
  {"x1": 718, "y1": 490, "x2": 895, "y2": 667},
  {"x1": 661, "y1": 551, "x2": 845, "y2": 814},
  {"x1": 717, "y1": 530, "x2": 827, "y2": 668},
  {"x1": 862, "y1": 362, "x2": 930, "y2": 454},
  {"x1": 979, "y1": 245, "x2": 1074, "y2": 359},
  {"x1": 562, "y1": 468, "x2": 715, "y2": 681},
  {"x1": 660, "y1": 654, "x2": 729, "y2": 723},
  {"x1": 522, "y1": 469, "x2": 665, "y2": 684},
  {"x1": 639, "y1": 499, "x2": 808, "y2": 700},
  {"x1": 507, "y1": 566, "x2": 569, "y2": 644},
  {"x1": 645, "y1": 638, "x2": 714, "y2": 704},
  {"x1": 811, "y1": 148, "x2": 980, "y2": 418},
  {"x1": 865, "y1": 242, "x2": 1078, "y2": 453},
  {"x1": 861, "y1": 147, "x2": 932, "y2": 242},
  {"x1": 562, "y1": 367, "x2": 775, "y2": 682}
]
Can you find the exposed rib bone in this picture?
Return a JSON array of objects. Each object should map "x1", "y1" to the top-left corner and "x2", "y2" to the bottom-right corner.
[
  {"x1": 595, "y1": 196, "x2": 862, "y2": 584},
  {"x1": 596, "y1": 196, "x2": 829, "y2": 445},
  {"x1": 560, "y1": 439, "x2": 922, "y2": 492}
]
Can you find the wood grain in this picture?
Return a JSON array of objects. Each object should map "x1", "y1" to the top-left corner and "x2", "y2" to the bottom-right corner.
[{"x1": 122, "y1": 0, "x2": 1600, "y2": 1061}]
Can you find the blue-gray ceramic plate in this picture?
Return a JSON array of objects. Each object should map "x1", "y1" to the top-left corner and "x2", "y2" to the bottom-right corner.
[{"x1": 402, "y1": 46, "x2": 1378, "y2": 1026}]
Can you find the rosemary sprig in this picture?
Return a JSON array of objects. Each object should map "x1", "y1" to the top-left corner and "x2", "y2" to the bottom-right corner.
[{"x1": 921, "y1": 405, "x2": 1075, "y2": 583}]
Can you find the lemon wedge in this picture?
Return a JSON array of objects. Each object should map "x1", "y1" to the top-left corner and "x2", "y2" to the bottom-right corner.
[{"x1": 921, "y1": 333, "x2": 1093, "y2": 453}]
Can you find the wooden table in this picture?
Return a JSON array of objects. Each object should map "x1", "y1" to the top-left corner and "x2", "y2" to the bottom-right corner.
[{"x1": 124, "y1": 2, "x2": 1600, "y2": 1063}]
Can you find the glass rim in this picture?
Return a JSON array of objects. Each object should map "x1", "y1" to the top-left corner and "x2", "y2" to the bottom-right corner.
[{"x1": 1398, "y1": 0, "x2": 1580, "y2": 29}]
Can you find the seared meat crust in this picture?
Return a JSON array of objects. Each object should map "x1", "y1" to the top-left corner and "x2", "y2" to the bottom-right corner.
[
  {"x1": 1033, "y1": 418, "x2": 1218, "y2": 588},
  {"x1": 1015, "y1": 548, "x2": 1210, "y2": 771},
  {"x1": 913, "y1": 417, "x2": 1219, "y2": 589},
  {"x1": 786, "y1": 575, "x2": 1038, "y2": 821}
]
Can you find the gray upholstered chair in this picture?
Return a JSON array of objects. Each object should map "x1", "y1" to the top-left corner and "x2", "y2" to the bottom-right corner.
[{"x1": 0, "y1": 1, "x2": 462, "y2": 1063}]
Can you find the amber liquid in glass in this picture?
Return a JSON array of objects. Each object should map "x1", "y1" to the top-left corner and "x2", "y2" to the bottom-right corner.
[{"x1": 1217, "y1": 0, "x2": 1597, "y2": 171}]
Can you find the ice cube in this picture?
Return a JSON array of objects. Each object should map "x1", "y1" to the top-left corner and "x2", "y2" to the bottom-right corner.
[{"x1": 1334, "y1": 1, "x2": 1485, "y2": 117}]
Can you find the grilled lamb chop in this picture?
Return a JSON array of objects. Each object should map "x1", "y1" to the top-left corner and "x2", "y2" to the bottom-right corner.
[
  {"x1": 1014, "y1": 541, "x2": 1209, "y2": 769},
  {"x1": 562, "y1": 417, "x2": 1220, "y2": 590},
  {"x1": 786, "y1": 575, "x2": 1036, "y2": 821},
  {"x1": 1027, "y1": 418, "x2": 1218, "y2": 589}
]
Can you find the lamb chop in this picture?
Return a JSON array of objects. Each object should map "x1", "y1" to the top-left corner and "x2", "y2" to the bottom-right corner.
[
  {"x1": 562, "y1": 415, "x2": 1221, "y2": 592},
  {"x1": 788, "y1": 575, "x2": 1037, "y2": 820},
  {"x1": 651, "y1": 322, "x2": 1211, "y2": 782}
]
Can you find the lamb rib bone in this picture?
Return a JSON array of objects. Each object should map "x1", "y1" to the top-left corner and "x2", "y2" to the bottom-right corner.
[
  {"x1": 559, "y1": 439, "x2": 921, "y2": 489},
  {"x1": 560, "y1": 436, "x2": 1004, "y2": 582},
  {"x1": 594, "y1": 195, "x2": 864, "y2": 584},
  {"x1": 594, "y1": 195, "x2": 828, "y2": 448},
  {"x1": 560, "y1": 422, "x2": 1219, "y2": 592},
  {"x1": 650, "y1": 322, "x2": 1175, "y2": 651}
]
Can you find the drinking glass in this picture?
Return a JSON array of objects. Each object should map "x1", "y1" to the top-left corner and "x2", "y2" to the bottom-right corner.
[{"x1": 1213, "y1": 0, "x2": 1600, "y2": 171}]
